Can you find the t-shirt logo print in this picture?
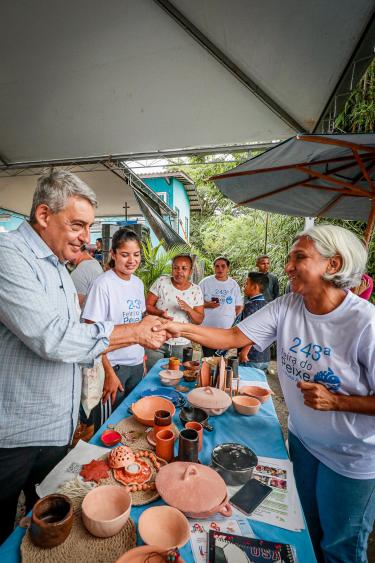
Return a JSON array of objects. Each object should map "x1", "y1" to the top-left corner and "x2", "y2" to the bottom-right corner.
[
  {"x1": 313, "y1": 367, "x2": 341, "y2": 391},
  {"x1": 226, "y1": 295, "x2": 233, "y2": 304}
]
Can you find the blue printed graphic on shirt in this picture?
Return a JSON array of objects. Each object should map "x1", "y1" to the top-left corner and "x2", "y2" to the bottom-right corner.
[
  {"x1": 313, "y1": 367, "x2": 341, "y2": 391},
  {"x1": 226, "y1": 295, "x2": 233, "y2": 304},
  {"x1": 281, "y1": 336, "x2": 339, "y2": 388},
  {"x1": 212, "y1": 288, "x2": 235, "y2": 305},
  {"x1": 123, "y1": 298, "x2": 143, "y2": 324}
]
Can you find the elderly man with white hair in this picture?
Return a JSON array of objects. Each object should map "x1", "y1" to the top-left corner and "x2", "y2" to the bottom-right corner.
[
  {"x1": 158, "y1": 224, "x2": 375, "y2": 563},
  {"x1": 0, "y1": 170, "x2": 166, "y2": 544}
]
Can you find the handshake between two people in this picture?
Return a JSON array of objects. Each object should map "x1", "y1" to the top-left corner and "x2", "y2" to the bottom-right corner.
[{"x1": 105, "y1": 315, "x2": 182, "y2": 353}]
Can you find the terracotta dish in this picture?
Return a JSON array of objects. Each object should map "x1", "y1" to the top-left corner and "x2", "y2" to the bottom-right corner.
[
  {"x1": 232, "y1": 395, "x2": 261, "y2": 415},
  {"x1": 240, "y1": 385, "x2": 273, "y2": 403},
  {"x1": 156, "y1": 462, "x2": 232, "y2": 518},
  {"x1": 188, "y1": 386, "x2": 232, "y2": 416},
  {"x1": 81, "y1": 485, "x2": 132, "y2": 538},
  {"x1": 131, "y1": 397, "x2": 176, "y2": 426},
  {"x1": 116, "y1": 545, "x2": 186, "y2": 563},
  {"x1": 101, "y1": 429, "x2": 122, "y2": 447},
  {"x1": 138, "y1": 506, "x2": 190, "y2": 549},
  {"x1": 159, "y1": 369, "x2": 183, "y2": 386}
]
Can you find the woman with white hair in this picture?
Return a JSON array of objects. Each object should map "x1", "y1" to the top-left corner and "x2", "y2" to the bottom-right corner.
[{"x1": 159, "y1": 224, "x2": 375, "y2": 563}]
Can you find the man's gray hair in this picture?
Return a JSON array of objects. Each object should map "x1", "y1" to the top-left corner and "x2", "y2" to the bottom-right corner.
[
  {"x1": 30, "y1": 170, "x2": 97, "y2": 223},
  {"x1": 295, "y1": 224, "x2": 367, "y2": 289}
]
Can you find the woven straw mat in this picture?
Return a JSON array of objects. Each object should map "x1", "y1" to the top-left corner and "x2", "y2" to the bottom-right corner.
[
  {"x1": 21, "y1": 495, "x2": 136, "y2": 563},
  {"x1": 114, "y1": 415, "x2": 178, "y2": 451}
]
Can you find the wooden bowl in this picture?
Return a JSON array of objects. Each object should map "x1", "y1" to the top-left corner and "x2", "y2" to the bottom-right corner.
[
  {"x1": 81, "y1": 485, "x2": 131, "y2": 538},
  {"x1": 131, "y1": 396, "x2": 176, "y2": 426},
  {"x1": 138, "y1": 506, "x2": 190, "y2": 549},
  {"x1": 232, "y1": 395, "x2": 261, "y2": 416}
]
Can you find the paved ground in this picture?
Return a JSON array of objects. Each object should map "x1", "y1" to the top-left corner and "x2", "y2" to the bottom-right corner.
[{"x1": 266, "y1": 361, "x2": 375, "y2": 562}]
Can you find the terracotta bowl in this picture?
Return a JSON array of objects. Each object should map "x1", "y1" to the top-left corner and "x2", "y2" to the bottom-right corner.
[
  {"x1": 159, "y1": 369, "x2": 183, "y2": 386},
  {"x1": 131, "y1": 396, "x2": 176, "y2": 426},
  {"x1": 232, "y1": 395, "x2": 261, "y2": 416},
  {"x1": 138, "y1": 506, "x2": 190, "y2": 549},
  {"x1": 240, "y1": 385, "x2": 272, "y2": 403},
  {"x1": 116, "y1": 545, "x2": 186, "y2": 563},
  {"x1": 81, "y1": 485, "x2": 132, "y2": 538}
]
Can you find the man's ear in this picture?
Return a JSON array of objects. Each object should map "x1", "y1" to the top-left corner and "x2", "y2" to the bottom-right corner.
[
  {"x1": 33, "y1": 204, "x2": 51, "y2": 228},
  {"x1": 327, "y1": 254, "x2": 342, "y2": 275}
]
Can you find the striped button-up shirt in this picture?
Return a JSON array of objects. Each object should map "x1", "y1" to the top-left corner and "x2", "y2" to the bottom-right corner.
[{"x1": 0, "y1": 221, "x2": 114, "y2": 447}]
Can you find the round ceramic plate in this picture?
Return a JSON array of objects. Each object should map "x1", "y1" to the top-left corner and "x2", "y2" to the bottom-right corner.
[{"x1": 139, "y1": 387, "x2": 186, "y2": 408}]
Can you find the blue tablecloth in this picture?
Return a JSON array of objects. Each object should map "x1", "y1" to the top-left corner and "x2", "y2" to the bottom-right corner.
[{"x1": 0, "y1": 360, "x2": 316, "y2": 562}]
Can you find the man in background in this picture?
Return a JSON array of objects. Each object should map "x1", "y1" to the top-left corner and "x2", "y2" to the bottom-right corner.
[
  {"x1": 256, "y1": 254, "x2": 279, "y2": 302},
  {"x1": 71, "y1": 244, "x2": 103, "y2": 307}
]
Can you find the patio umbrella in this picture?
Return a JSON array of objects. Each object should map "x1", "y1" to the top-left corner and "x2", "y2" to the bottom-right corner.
[{"x1": 212, "y1": 134, "x2": 375, "y2": 245}]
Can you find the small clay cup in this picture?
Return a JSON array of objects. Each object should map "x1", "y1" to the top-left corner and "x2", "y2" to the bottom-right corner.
[
  {"x1": 178, "y1": 428, "x2": 199, "y2": 462},
  {"x1": 153, "y1": 409, "x2": 172, "y2": 437},
  {"x1": 169, "y1": 357, "x2": 180, "y2": 370},
  {"x1": 156, "y1": 429, "x2": 175, "y2": 462},
  {"x1": 30, "y1": 494, "x2": 73, "y2": 548},
  {"x1": 186, "y1": 421, "x2": 203, "y2": 452}
]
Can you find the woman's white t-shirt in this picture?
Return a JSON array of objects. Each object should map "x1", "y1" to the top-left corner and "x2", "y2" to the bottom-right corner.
[
  {"x1": 199, "y1": 275, "x2": 243, "y2": 329},
  {"x1": 82, "y1": 270, "x2": 145, "y2": 366},
  {"x1": 237, "y1": 291, "x2": 375, "y2": 479},
  {"x1": 149, "y1": 275, "x2": 204, "y2": 346}
]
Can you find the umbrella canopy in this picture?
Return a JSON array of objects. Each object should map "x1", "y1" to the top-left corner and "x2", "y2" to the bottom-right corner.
[{"x1": 212, "y1": 134, "x2": 375, "y2": 244}]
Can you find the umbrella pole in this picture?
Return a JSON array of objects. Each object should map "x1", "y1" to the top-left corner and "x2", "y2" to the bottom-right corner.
[{"x1": 364, "y1": 200, "x2": 375, "y2": 247}]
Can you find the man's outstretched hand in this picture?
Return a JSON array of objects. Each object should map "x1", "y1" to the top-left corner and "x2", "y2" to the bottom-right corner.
[
  {"x1": 153, "y1": 320, "x2": 182, "y2": 341},
  {"x1": 136, "y1": 316, "x2": 168, "y2": 349}
]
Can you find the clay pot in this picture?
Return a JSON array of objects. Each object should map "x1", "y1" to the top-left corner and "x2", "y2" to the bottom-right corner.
[
  {"x1": 188, "y1": 386, "x2": 232, "y2": 416},
  {"x1": 116, "y1": 545, "x2": 186, "y2": 563},
  {"x1": 153, "y1": 409, "x2": 172, "y2": 436},
  {"x1": 178, "y1": 428, "x2": 199, "y2": 462},
  {"x1": 155, "y1": 462, "x2": 232, "y2": 518},
  {"x1": 159, "y1": 369, "x2": 182, "y2": 386},
  {"x1": 185, "y1": 421, "x2": 203, "y2": 451},
  {"x1": 30, "y1": 494, "x2": 73, "y2": 548},
  {"x1": 169, "y1": 357, "x2": 180, "y2": 370},
  {"x1": 81, "y1": 485, "x2": 131, "y2": 538},
  {"x1": 232, "y1": 395, "x2": 261, "y2": 415},
  {"x1": 138, "y1": 506, "x2": 190, "y2": 549},
  {"x1": 211, "y1": 443, "x2": 258, "y2": 486},
  {"x1": 131, "y1": 396, "x2": 176, "y2": 426},
  {"x1": 240, "y1": 385, "x2": 273, "y2": 403},
  {"x1": 155, "y1": 429, "x2": 175, "y2": 462}
]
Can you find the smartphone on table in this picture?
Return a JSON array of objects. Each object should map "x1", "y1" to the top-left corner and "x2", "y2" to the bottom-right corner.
[{"x1": 229, "y1": 478, "x2": 273, "y2": 516}]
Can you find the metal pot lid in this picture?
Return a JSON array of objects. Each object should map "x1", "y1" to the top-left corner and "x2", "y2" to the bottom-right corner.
[
  {"x1": 155, "y1": 462, "x2": 227, "y2": 514},
  {"x1": 188, "y1": 387, "x2": 232, "y2": 409},
  {"x1": 212, "y1": 443, "x2": 258, "y2": 471}
]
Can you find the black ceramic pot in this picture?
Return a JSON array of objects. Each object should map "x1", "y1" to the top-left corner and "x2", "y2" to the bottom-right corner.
[
  {"x1": 179, "y1": 406, "x2": 213, "y2": 432},
  {"x1": 211, "y1": 443, "x2": 258, "y2": 485}
]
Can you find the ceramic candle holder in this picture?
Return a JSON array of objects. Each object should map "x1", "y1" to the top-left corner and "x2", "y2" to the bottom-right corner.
[
  {"x1": 155, "y1": 428, "x2": 175, "y2": 462},
  {"x1": 185, "y1": 421, "x2": 203, "y2": 451},
  {"x1": 153, "y1": 409, "x2": 172, "y2": 436},
  {"x1": 178, "y1": 428, "x2": 199, "y2": 462},
  {"x1": 30, "y1": 494, "x2": 73, "y2": 548}
]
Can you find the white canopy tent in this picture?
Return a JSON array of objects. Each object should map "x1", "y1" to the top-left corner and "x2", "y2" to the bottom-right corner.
[{"x1": 0, "y1": 0, "x2": 374, "y2": 215}]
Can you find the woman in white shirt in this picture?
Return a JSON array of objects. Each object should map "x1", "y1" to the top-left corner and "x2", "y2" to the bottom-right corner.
[
  {"x1": 146, "y1": 254, "x2": 204, "y2": 361},
  {"x1": 158, "y1": 225, "x2": 375, "y2": 563},
  {"x1": 82, "y1": 228, "x2": 145, "y2": 426}
]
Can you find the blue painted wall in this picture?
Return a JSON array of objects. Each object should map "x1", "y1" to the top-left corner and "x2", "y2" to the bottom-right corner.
[{"x1": 143, "y1": 177, "x2": 190, "y2": 242}]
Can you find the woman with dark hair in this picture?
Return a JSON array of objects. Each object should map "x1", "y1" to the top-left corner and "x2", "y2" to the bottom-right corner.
[
  {"x1": 146, "y1": 254, "x2": 204, "y2": 360},
  {"x1": 82, "y1": 228, "x2": 145, "y2": 426},
  {"x1": 159, "y1": 225, "x2": 375, "y2": 563},
  {"x1": 199, "y1": 256, "x2": 243, "y2": 357}
]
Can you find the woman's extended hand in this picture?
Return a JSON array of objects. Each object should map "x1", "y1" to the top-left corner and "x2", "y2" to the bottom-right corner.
[
  {"x1": 297, "y1": 381, "x2": 338, "y2": 411},
  {"x1": 160, "y1": 309, "x2": 174, "y2": 320}
]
